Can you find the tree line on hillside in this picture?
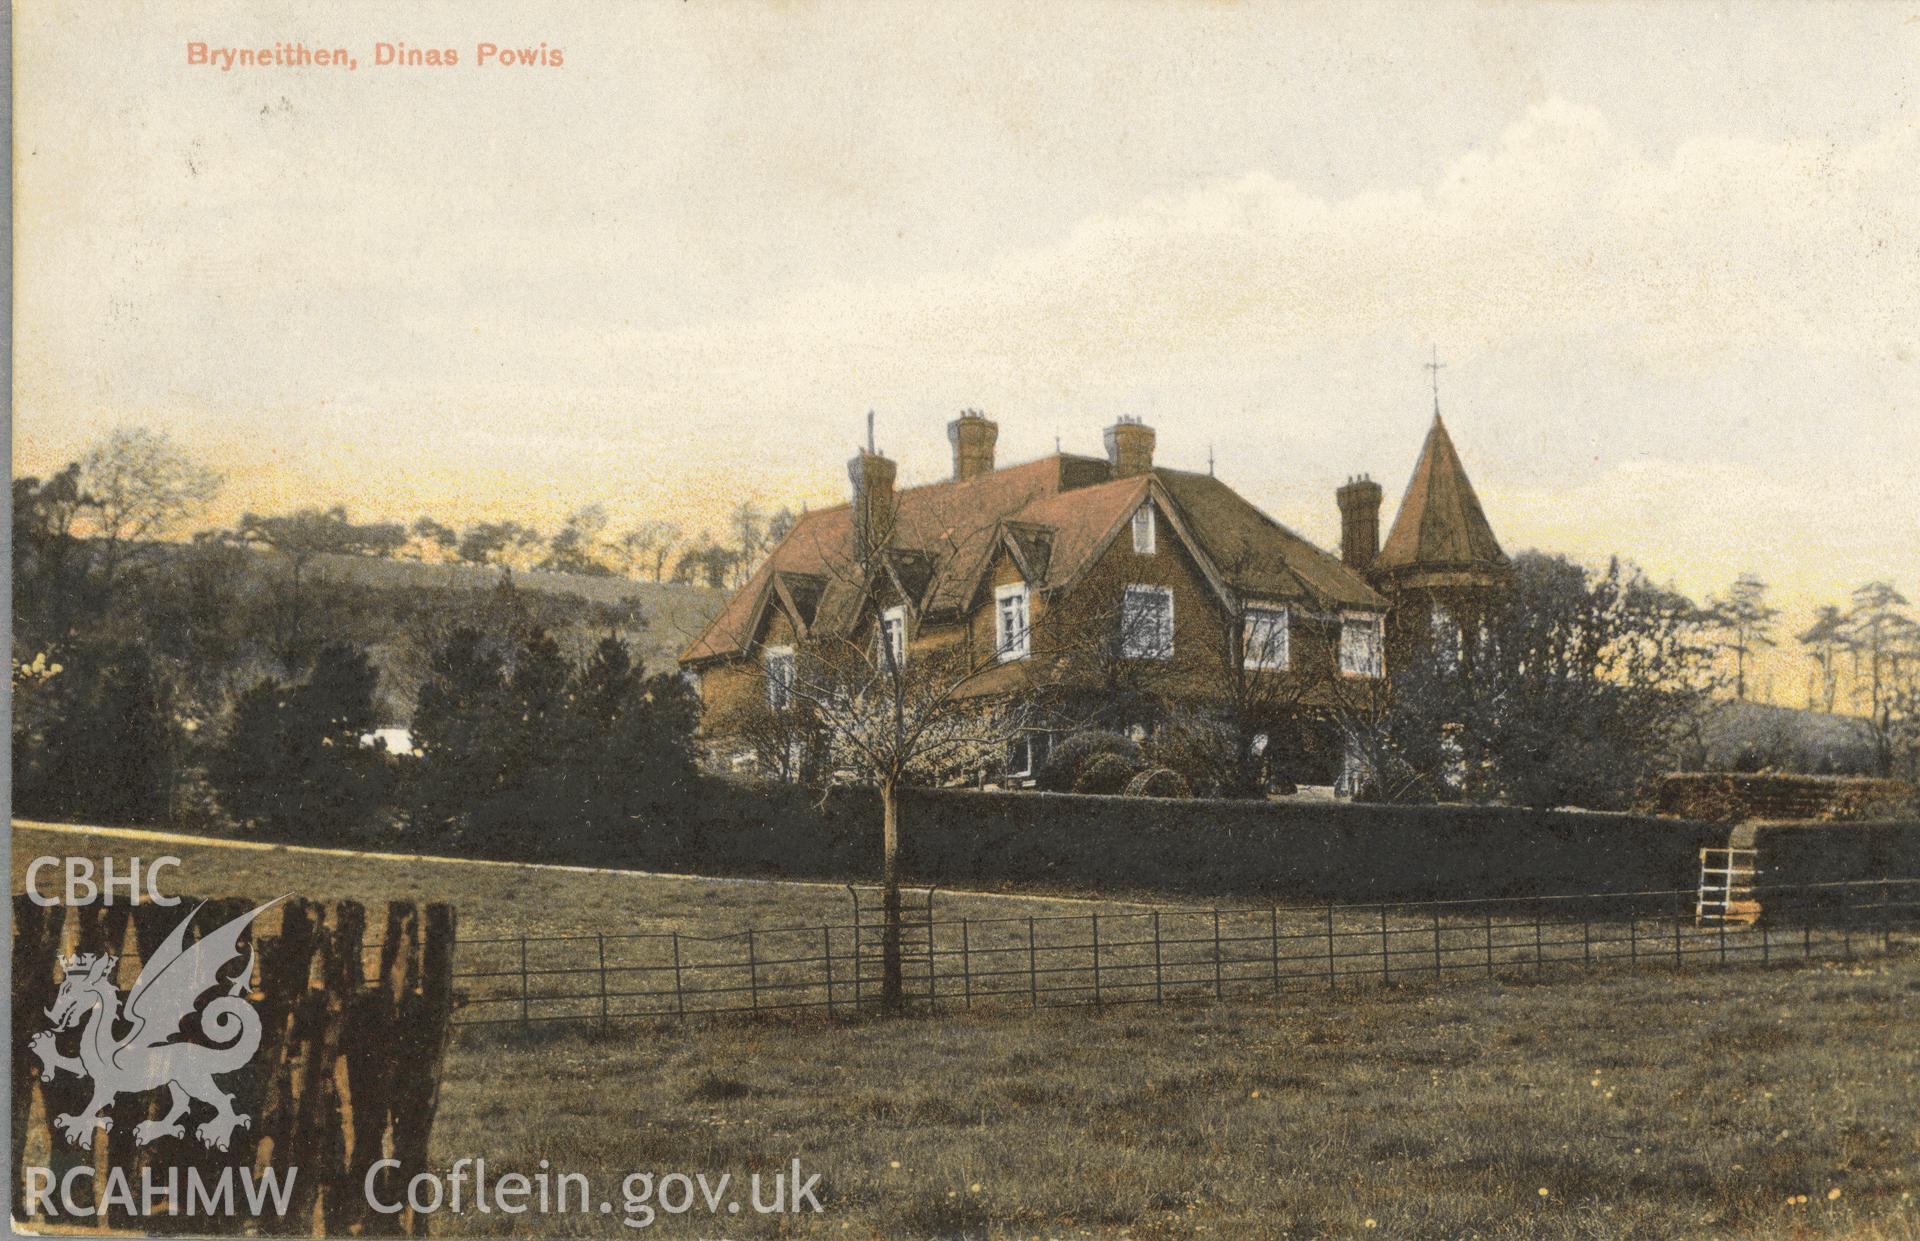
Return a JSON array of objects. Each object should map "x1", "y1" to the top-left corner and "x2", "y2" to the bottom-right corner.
[
  {"x1": 1699, "y1": 572, "x2": 1920, "y2": 777},
  {"x1": 12, "y1": 426, "x2": 704, "y2": 846},
  {"x1": 13, "y1": 425, "x2": 1919, "y2": 852},
  {"x1": 221, "y1": 498, "x2": 795, "y2": 588}
]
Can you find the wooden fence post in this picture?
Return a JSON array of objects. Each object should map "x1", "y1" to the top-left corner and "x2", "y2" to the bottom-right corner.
[
  {"x1": 1484, "y1": 910, "x2": 1494, "y2": 978},
  {"x1": 1380, "y1": 906, "x2": 1391, "y2": 984},
  {"x1": 1432, "y1": 910, "x2": 1443, "y2": 979}
]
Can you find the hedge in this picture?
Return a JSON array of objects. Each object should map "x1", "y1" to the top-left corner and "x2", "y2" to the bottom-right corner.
[{"x1": 627, "y1": 783, "x2": 1729, "y2": 905}]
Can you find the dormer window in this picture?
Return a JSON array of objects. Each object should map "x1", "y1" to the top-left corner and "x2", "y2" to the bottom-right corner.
[
  {"x1": 878, "y1": 606, "x2": 907, "y2": 670},
  {"x1": 994, "y1": 582, "x2": 1030, "y2": 662},
  {"x1": 1131, "y1": 503, "x2": 1156, "y2": 554}
]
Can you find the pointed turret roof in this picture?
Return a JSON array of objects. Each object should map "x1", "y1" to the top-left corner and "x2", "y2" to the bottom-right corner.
[{"x1": 1376, "y1": 414, "x2": 1506, "y2": 581}]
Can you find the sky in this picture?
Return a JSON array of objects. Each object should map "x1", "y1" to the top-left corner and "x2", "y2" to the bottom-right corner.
[{"x1": 13, "y1": 1, "x2": 1920, "y2": 705}]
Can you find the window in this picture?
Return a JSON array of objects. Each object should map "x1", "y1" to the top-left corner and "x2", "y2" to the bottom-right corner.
[
  {"x1": 764, "y1": 646, "x2": 795, "y2": 709},
  {"x1": 1131, "y1": 503, "x2": 1156, "y2": 554},
  {"x1": 1005, "y1": 731, "x2": 1048, "y2": 781},
  {"x1": 994, "y1": 582, "x2": 1030, "y2": 662},
  {"x1": 1121, "y1": 585, "x2": 1174, "y2": 660},
  {"x1": 1339, "y1": 612, "x2": 1383, "y2": 678},
  {"x1": 878, "y1": 606, "x2": 907, "y2": 670},
  {"x1": 1243, "y1": 606, "x2": 1290, "y2": 670},
  {"x1": 1430, "y1": 603, "x2": 1462, "y2": 672}
]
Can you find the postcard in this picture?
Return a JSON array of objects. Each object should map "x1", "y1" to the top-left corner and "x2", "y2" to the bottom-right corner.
[{"x1": 10, "y1": 3, "x2": 1919, "y2": 1237}]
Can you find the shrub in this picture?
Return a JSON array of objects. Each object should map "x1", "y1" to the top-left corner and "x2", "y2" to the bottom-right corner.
[
  {"x1": 1039, "y1": 730, "x2": 1142, "y2": 793},
  {"x1": 1073, "y1": 752, "x2": 1141, "y2": 795},
  {"x1": 1124, "y1": 767, "x2": 1192, "y2": 799},
  {"x1": 1142, "y1": 712, "x2": 1247, "y2": 799}
]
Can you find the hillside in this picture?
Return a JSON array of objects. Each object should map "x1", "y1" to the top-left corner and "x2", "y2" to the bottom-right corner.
[
  {"x1": 298, "y1": 550, "x2": 728, "y2": 669},
  {"x1": 1699, "y1": 698, "x2": 1879, "y2": 775}
]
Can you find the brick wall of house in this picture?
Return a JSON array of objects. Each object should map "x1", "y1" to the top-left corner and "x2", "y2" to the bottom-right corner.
[{"x1": 694, "y1": 498, "x2": 1386, "y2": 732}]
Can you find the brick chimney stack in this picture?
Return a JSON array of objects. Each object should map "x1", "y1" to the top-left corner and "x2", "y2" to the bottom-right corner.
[
  {"x1": 848, "y1": 448, "x2": 897, "y2": 563},
  {"x1": 1104, "y1": 417, "x2": 1156, "y2": 477},
  {"x1": 948, "y1": 410, "x2": 998, "y2": 481},
  {"x1": 1337, "y1": 475, "x2": 1383, "y2": 571}
]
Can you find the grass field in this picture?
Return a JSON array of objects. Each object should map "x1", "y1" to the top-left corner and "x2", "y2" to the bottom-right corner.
[
  {"x1": 10, "y1": 822, "x2": 1158, "y2": 941},
  {"x1": 443, "y1": 956, "x2": 1920, "y2": 1239},
  {"x1": 13, "y1": 822, "x2": 1920, "y2": 1238}
]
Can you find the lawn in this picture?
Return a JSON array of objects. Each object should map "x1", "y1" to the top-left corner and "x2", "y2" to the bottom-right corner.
[
  {"x1": 439, "y1": 956, "x2": 1920, "y2": 1239},
  {"x1": 13, "y1": 821, "x2": 1920, "y2": 1238},
  {"x1": 9, "y1": 821, "x2": 1164, "y2": 941}
]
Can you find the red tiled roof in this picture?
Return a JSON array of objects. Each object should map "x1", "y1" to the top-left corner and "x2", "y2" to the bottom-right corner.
[
  {"x1": 1377, "y1": 415, "x2": 1506, "y2": 574},
  {"x1": 680, "y1": 452, "x2": 1384, "y2": 665}
]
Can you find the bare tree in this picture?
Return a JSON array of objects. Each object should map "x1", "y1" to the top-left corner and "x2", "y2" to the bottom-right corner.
[
  {"x1": 711, "y1": 491, "x2": 1069, "y2": 1007},
  {"x1": 14, "y1": 428, "x2": 222, "y2": 644},
  {"x1": 456, "y1": 520, "x2": 545, "y2": 571},
  {"x1": 615, "y1": 520, "x2": 683, "y2": 582},
  {"x1": 408, "y1": 516, "x2": 460, "y2": 562},
  {"x1": 540, "y1": 504, "x2": 615, "y2": 576},
  {"x1": 671, "y1": 530, "x2": 738, "y2": 588},
  {"x1": 79, "y1": 427, "x2": 225, "y2": 575}
]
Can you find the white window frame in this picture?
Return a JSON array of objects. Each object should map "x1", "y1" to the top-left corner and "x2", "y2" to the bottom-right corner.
[
  {"x1": 764, "y1": 645, "x2": 796, "y2": 709},
  {"x1": 1243, "y1": 605, "x2": 1291, "y2": 671},
  {"x1": 1131, "y1": 503, "x2": 1156, "y2": 554},
  {"x1": 994, "y1": 582, "x2": 1031, "y2": 662},
  {"x1": 1339, "y1": 611, "x2": 1384, "y2": 679},
  {"x1": 1121, "y1": 584, "x2": 1175, "y2": 661},
  {"x1": 878, "y1": 605, "x2": 907, "y2": 671},
  {"x1": 1005, "y1": 731, "x2": 1044, "y2": 780}
]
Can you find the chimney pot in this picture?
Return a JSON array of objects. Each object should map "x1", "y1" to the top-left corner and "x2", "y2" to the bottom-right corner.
[
  {"x1": 1104, "y1": 419, "x2": 1156, "y2": 477},
  {"x1": 1337, "y1": 476, "x2": 1384, "y2": 572},
  {"x1": 848, "y1": 448, "x2": 898, "y2": 563},
  {"x1": 947, "y1": 410, "x2": 999, "y2": 480}
]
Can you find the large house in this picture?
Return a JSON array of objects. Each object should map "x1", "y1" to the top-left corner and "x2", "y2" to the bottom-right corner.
[{"x1": 680, "y1": 406, "x2": 1506, "y2": 788}]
